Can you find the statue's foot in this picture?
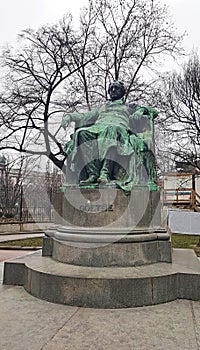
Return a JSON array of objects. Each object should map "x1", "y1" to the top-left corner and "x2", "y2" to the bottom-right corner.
[
  {"x1": 79, "y1": 175, "x2": 97, "y2": 185},
  {"x1": 97, "y1": 174, "x2": 110, "y2": 183}
]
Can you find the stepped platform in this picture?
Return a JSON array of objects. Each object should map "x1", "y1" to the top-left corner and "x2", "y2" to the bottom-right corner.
[
  {"x1": 3, "y1": 189, "x2": 200, "y2": 308},
  {"x1": 3, "y1": 248, "x2": 200, "y2": 308}
]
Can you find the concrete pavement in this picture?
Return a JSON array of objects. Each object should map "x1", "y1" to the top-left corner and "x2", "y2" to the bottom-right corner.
[
  {"x1": 0, "y1": 253, "x2": 200, "y2": 350},
  {"x1": 0, "y1": 232, "x2": 44, "y2": 243},
  {"x1": 0, "y1": 232, "x2": 44, "y2": 262},
  {"x1": 0, "y1": 250, "x2": 35, "y2": 262}
]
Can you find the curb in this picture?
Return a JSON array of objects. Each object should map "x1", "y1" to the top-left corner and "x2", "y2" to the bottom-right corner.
[
  {"x1": 0, "y1": 246, "x2": 42, "y2": 250},
  {"x1": 0, "y1": 231, "x2": 44, "y2": 236}
]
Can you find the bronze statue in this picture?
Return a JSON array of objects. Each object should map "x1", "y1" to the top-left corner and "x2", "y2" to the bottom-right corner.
[{"x1": 62, "y1": 81, "x2": 158, "y2": 192}]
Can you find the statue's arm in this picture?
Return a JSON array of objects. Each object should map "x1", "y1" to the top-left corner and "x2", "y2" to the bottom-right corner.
[
  {"x1": 61, "y1": 108, "x2": 99, "y2": 129},
  {"x1": 142, "y1": 106, "x2": 158, "y2": 118},
  {"x1": 129, "y1": 105, "x2": 158, "y2": 134},
  {"x1": 130, "y1": 105, "x2": 158, "y2": 120}
]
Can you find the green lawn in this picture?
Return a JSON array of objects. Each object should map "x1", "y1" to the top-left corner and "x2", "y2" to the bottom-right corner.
[
  {"x1": 0, "y1": 237, "x2": 43, "y2": 247},
  {"x1": 171, "y1": 234, "x2": 200, "y2": 248},
  {"x1": 0, "y1": 235, "x2": 200, "y2": 256},
  {"x1": 171, "y1": 234, "x2": 200, "y2": 256}
]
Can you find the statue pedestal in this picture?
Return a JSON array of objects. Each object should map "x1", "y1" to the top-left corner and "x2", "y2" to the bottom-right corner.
[
  {"x1": 44, "y1": 189, "x2": 171, "y2": 266},
  {"x1": 3, "y1": 188, "x2": 200, "y2": 308},
  {"x1": 53, "y1": 189, "x2": 162, "y2": 228}
]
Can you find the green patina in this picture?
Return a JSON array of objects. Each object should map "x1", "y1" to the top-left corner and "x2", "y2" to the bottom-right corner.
[{"x1": 61, "y1": 88, "x2": 158, "y2": 193}]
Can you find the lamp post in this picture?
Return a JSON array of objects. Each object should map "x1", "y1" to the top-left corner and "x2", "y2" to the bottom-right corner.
[
  {"x1": 0, "y1": 156, "x2": 6, "y2": 215},
  {"x1": 19, "y1": 185, "x2": 23, "y2": 222},
  {"x1": 15, "y1": 202, "x2": 19, "y2": 217},
  {"x1": 49, "y1": 187, "x2": 52, "y2": 221}
]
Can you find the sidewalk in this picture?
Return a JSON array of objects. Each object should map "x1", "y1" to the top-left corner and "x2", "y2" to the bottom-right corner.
[
  {"x1": 0, "y1": 231, "x2": 44, "y2": 243},
  {"x1": 0, "y1": 231, "x2": 44, "y2": 261},
  {"x1": 0, "y1": 253, "x2": 200, "y2": 349}
]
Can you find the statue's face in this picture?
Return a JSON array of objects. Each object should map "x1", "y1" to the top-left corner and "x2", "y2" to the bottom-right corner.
[{"x1": 108, "y1": 82, "x2": 125, "y2": 101}]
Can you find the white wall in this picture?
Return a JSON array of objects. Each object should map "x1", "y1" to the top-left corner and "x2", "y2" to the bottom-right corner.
[
  {"x1": 168, "y1": 210, "x2": 200, "y2": 235},
  {"x1": 164, "y1": 173, "x2": 192, "y2": 190}
]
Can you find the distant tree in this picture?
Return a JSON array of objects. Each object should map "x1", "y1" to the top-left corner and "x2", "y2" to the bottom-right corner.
[
  {"x1": 0, "y1": 155, "x2": 31, "y2": 214},
  {"x1": 0, "y1": 0, "x2": 184, "y2": 171},
  {"x1": 0, "y1": 154, "x2": 62, "y2": 220},
  {"x1": 156, "y1": 52, "x2": 200, "y2": 173},
  {"x1": 23, "y1": 160, "x2": 62, "y2": 221}
]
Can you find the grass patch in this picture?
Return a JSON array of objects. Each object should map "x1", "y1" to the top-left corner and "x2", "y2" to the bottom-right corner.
[
  {"x1": 171, "y1": 234, "x2": 200, "y2": 248},
  {"x1": 171, "y1": 234, "x2": 200, "y2": 256},
  {"x1": 0, "y1": 237, "x2": 43, "y2": 247},
  {"x1": 1, "y1": 235, "x2": 200, "y2": 257}
]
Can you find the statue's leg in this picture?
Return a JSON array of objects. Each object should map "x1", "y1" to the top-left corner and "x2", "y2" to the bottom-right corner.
[
  {"x1": 145, "y1": 150, "x2": 158, "y2": 190},
  {"x1": 98, "y1": 159, "x2": 111, "y2": 183},
  {"x1": 97, "y1": 147, "x2": 115, "y2": 183},
  {"x1": 78, "y1": 130, "x2": 100, "y2": 184},
  {"x1": 97, "y1": 126, "x2": 127, "y2": 183}
]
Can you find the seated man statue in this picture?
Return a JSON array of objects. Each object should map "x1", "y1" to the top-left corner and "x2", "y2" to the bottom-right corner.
[{"x1": 61, "y1": 81, "x2": 158, "y2": 191}]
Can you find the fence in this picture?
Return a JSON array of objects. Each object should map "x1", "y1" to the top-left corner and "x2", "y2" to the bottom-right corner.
[
  {"x1": 0, "y1": 189, "x2": 58, "y2": 222},
  {"x1": 0, "y1": 206, "x2": 54, "y2": 222},
  {"x1": 162, "y1": 188, "x2": 200, "y2": 212}
]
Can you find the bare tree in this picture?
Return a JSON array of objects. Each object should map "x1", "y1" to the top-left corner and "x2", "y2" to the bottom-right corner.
[
  {"x1": 22, "y1": 160, "x2": 62, "y2": 221},
  {"x1": 0, "y1": 154, "x2": 33, "y2": 214},
  {"x1": 156, "y1": 52, "x2": 200, "y2": 173},
  {"x1": 0, "y1": 15, "x2": 102, "y2": 171},
  {"x1": 0, "y1": 0, "x2": 184, "y2": 171},
  {"x1": 77, "y1": 0, "x2": 184, "y2": 103}
]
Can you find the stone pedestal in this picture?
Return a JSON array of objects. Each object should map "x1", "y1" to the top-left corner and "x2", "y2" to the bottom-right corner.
[
  {"x1": 53, "y1": 189, "x2": 162, "y2": 228},
  {"x1": 44, "y1": 189, "x2": 172, "y2": 266}
]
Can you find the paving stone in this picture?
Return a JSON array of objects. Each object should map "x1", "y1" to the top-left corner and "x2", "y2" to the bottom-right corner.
[{"x1": 42, "y1": 300, "x2": 199, "y2": 350}]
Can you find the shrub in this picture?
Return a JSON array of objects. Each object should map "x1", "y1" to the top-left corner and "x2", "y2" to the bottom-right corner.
[{"x1": 4, "y1": 213, "x2": 15, "y2": 218}]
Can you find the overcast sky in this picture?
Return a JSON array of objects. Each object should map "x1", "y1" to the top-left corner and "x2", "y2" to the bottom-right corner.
[
  {"x1": 162, "y1": 0, "x2": 200, "y2": 53},
  {"x1": 0, "y1": 0, "x2": 199, "y2": 63}
]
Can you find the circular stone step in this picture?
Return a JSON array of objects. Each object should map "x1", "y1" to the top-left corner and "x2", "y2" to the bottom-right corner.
[
  {"x1": 43, "y1": 227, "x2": 171, "y2": 267},
  {"x1": 49, "y1": 237, "x2": 171, "y2": 267},
  {"x1": 23, "y1": 252, "x2": 178, "y2": 308},
  {"x1": 3, "y1": 250, "x2": 200, "y2": 308}
]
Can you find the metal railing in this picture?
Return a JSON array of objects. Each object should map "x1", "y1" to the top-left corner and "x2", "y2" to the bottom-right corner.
[
  {"x1": 0, "y1": 206, "x2": 54, "y2": 222},
  {"x1": 162, "y1": 188, "x2": 200, "y2": 211}
]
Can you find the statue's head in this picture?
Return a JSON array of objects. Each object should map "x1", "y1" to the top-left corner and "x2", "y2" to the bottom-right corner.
[{"x1": 108, "y1": 81, "x2": 125, "y2": 101}]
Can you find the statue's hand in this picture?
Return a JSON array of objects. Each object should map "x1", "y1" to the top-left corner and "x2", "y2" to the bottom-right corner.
[{"x1": 61, "y1": 114, "x2": 71, "y2": 130}]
